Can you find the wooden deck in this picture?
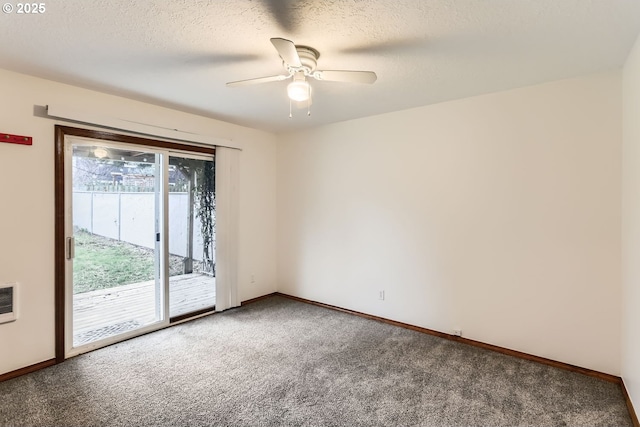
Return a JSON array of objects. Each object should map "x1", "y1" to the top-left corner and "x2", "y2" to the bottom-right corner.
[{"x1": 73, "y1": 273, "x2": 215, "y2": 346}]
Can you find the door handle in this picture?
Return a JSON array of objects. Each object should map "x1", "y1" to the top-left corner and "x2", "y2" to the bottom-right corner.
[{"x1": 66, "y1": 237, "x2": 75, "y2": 260}]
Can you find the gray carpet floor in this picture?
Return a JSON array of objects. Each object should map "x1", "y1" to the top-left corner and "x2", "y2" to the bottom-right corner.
[{"x1": 0, "y1": 295, "x2": 633, "y2": 426}]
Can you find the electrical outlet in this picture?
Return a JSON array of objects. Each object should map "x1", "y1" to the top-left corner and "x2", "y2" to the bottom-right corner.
[
  {"x1": 250, "y1": 274, "x2": 255, "y2": 284},
  {"x1": 453, "y1": 329, "x2": 462, "y2": 337},
  {"x1": 378, "y1": 290, "x2": 385, "y2": 301}
]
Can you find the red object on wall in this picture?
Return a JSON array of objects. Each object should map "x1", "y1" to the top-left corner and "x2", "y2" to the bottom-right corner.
[{"x1": 1, "y1": 133, "x2": 32, "y2": 146}]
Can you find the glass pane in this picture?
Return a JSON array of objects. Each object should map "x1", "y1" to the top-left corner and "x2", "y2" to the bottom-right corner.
[
  {"x1": 168, "y1": 155, "x2": 216, "y2": 318},
  {"x1": 71, "y1": 144, "x2": 163, "y2": 347}
]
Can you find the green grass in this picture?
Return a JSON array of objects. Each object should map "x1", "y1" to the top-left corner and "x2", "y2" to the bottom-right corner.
[{"x1": 73, "y1": 230, "x2": 155, "y2": 294}]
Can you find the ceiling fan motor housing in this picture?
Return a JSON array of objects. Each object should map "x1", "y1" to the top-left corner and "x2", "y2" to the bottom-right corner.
[{"x1": 286, "y1": 46, "x2": 320, "y2": 75}]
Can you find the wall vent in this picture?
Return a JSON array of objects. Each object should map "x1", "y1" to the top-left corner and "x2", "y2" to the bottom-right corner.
[{"x1": 0, "y1": 283, "x2": 17, "y2": 324}]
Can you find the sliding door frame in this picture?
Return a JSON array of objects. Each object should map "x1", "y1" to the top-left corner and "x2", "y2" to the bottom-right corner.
[
  {"x1": 64, "y1": 139, "x2": 169, "y2": 357},
  {"x1": 54, "y1": 125, "x2": 215, "y2": 362}
]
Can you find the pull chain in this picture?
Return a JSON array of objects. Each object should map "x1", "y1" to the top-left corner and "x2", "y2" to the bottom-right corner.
[{"x1": 289, "y1": 98, "x2": 292, "y2": 119}]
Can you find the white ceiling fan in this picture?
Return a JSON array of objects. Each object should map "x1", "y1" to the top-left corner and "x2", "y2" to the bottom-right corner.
[{"x1": 227, "y1": 38, "x2": 377, "y2": 113}]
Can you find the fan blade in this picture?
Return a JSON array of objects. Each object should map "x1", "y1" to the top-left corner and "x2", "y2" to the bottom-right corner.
[
  {"x1": 226, "y1": 74, "x2": 290, "y2": 87},
  {"x1": 314, "y1": 70, "x2": 377, "y2": 84},
  {"x1": 270, "y1": 38, "x2": 302, "y2": 68}
]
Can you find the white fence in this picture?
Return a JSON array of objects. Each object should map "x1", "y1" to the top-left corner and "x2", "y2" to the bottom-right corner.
[{"x1": 73, "y1": 191, "x2": 213, "y2": 261}]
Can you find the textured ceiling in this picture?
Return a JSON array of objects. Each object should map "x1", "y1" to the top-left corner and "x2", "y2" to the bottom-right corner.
[{"x1": 1, "y1": 0, "x2": 639, "y2": 133}]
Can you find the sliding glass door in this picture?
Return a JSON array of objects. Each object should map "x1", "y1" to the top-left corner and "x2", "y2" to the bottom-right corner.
[
  {"x1": 168, "y1": 154, "x2": 216, "y2": 318},
  {"x1": 62, "y1": 133, "x2": 216, "y2": 357},
  {"x1": 67, "y1": 141, "x2": 166, "y2": 353}
]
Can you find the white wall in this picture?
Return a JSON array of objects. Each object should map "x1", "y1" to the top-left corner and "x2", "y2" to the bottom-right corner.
[
  {"x1": 278, "y1": 72, "x2": 622, "y2": 375},
  {"x1": 0, "y1": 68, "x2": 278, "y2": 375},
  {"x1": 622, "y1": 32, "x2": 640, "y2": 412}
]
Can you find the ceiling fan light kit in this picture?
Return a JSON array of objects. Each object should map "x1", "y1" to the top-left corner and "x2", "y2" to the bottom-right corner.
[
  {"x1": 287, "y1": 72, "x2": 311, "y2": 102},
  {"x1": 226, "y1": 38, "x2": 377, "y2": 118}
]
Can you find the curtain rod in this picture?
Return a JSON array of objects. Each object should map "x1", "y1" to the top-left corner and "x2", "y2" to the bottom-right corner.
[{"x1": 45, "y1": 104, "x2": 242, "y2": 151}]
